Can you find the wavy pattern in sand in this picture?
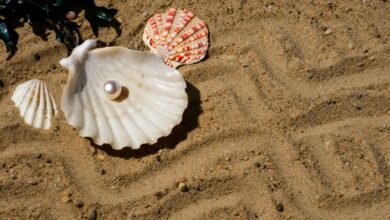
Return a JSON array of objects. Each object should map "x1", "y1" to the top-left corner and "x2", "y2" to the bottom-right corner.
[{"x1": 0, "y1": 0, "x2": 389, "y2": 219}]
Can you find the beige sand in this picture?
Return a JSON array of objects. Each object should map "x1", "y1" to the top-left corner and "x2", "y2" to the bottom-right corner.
[{"x1": 1, "y1": 0, "x2": 390, "y2": 219}]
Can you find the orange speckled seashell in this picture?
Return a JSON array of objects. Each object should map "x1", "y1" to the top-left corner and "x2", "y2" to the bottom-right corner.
[{"x1": 143, "y1": 8, "x2": 209, "y2": 68}]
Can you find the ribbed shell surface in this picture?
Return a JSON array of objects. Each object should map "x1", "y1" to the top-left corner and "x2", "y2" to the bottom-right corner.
[
  {"x1": 11, "y1": 79, "x2": 58, "y2": 129},
  {"x1": 60, "y1": 41, "x2": 188, "y2": 150},
  {"x1": 143, "y1": 8, "x2": 209, "y2": 68}
]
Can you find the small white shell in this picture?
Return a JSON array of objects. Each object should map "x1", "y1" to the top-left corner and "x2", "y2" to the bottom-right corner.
[
  {"x1": 11, "y1": 79, "x2": 58, "y2": 129},
  {"x1": 60, "y1": 40, "x2": 188, "y2": 150}
]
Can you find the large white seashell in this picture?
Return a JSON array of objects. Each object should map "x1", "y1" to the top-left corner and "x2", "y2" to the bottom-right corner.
[
  {"x1": 11, "y1": 79, "x2": 58, "y2": 129},
  {"x1": 143, "y1": 8, "x2": 209, "y2": 68},
  {"x1": 59, "y1": 40, "x2": 188, "y2": 150}
]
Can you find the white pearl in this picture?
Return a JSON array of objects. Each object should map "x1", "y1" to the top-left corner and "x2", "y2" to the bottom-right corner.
[{"x1": 104, "y1": 80, "x2": 122, "y2": 100}]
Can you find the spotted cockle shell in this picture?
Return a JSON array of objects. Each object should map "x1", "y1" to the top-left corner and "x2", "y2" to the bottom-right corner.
[
  {"x1": 143, "y1": 8, "x2": 209, "y2": 68},
  {"x1": 11, "y1": 79, "x2": 58, "y2": 129},
  {"x1": 59, "y1": 39, "x2": 188, "y2": 150}
]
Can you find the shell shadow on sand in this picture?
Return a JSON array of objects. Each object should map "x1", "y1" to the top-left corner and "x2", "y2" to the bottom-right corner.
[{"x1": 90, "y1": 81, "x2": 202, "y2": 158}]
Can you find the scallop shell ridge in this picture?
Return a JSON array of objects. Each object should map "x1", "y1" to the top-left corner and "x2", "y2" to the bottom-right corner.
[
  {"x1": 143, "y1": 8, "x2": 209, "y2": 68},
  {"x1": 11, "y1": 79, "x2": 58, "y2": 129},
  {"x1": 60, "y1": 40, "x2": 188, "y2": 150}
]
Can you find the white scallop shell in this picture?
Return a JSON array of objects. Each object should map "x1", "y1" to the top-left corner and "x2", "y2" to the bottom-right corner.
[
  {"x1": 59, "y1": 40, "x2": 188, "y2": 150},
  {"x1": 143, "y1": 8, "x2": 209, "y2": 68},
  {"x1": 11, "y1": 79, "x2": 58, "y2": 129}
]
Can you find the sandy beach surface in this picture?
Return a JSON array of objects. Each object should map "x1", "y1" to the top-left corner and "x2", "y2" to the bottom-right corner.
[{"x1": 1, "y1": 0, "x2": 390, "y2": 219}]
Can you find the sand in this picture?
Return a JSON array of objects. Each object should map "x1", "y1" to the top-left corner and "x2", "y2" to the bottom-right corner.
[{"x1": 1, "y1": 0, "x2": 390, "y2": 219}]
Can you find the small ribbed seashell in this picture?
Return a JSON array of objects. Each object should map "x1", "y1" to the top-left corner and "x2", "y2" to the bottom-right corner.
[
  {"x1": 143, "y1": 8, "x2": 209, "y2": 68},
  {"x1": 59, "y1": 39, "x2": 188, "y2": 150},
  {"x1": 11, "y1": 79, "x2": 58, "y2": 129}
]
